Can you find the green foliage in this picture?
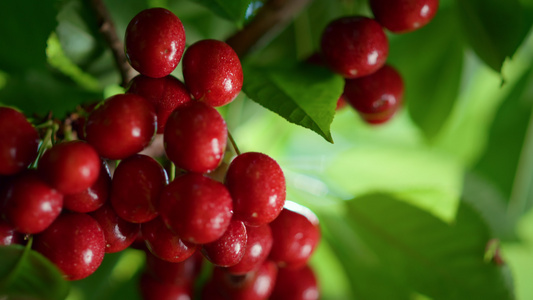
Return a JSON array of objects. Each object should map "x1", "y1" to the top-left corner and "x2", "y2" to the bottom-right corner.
[{"x1": 192, "y1": 0, "x2": 254, "y2": 27}]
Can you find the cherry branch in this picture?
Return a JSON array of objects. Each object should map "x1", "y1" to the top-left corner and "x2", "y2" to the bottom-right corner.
[
  {"x1": 87, "y1": 0, "x2": 137, "y2": 88},
  {"x1": 226, "y1": 0, "x2": 312, "y2": 57}
]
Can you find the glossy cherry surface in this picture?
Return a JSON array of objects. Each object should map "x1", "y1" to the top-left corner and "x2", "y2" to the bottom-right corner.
[
  {"x1": 201, "y1": 219, "x2": 247, "y2": 267},
  {"x1": 85, "y1": 94, "x2": 157, "y2": 160},
  {"x1": 125, "y1": 8, "x2": 186, "y2": 78},
  {"x1": 110, "y1": 154, "x2": 167, "y2": 223},
  {"x1": 141, "y1": 217, "x2": 197, "y2": 263},
  {"x1": 225, "y1": 152, "x2": 285, "y2": 226},
  {"x1": 0, "y1": 107, "x2": 39, "y2": 175},
  {"x1": 127, "y1": 75, "x2": 192, "y2": 133},
  {"x1": 145, "y1": 250, "x2": 203, "y2": 286},
  {"x1": 63, "y1": 161, "x2": 111, "y2": 213},
  {"x1": 182, "y1": 39, "x2": 243, "y2": 107},
  {"x1": 270, "y1": 265, "x2": 319, "y2": 300},
  {"x1": 227, "y1": 224, "x2": 273, "y2": 275},
  {"x1": 38, "y1": 141, "x2": 101, "y2": 195},
  {"x1": 164, "y1": 101, "x2": 227, "y2": 174},
  {"x1": 33, "y1": 213, "x2": 105, "y2": 280},
  {"x1": 321, "y1": 16, "x2": 388, "y2": 78},
  {"x1": 370, "y1": 0, "x2": 439, "y2": 33},
  {"x1": 159, "y1": 173, "x2": 233, "y2": 244},
  {"x1": 90, "y1": 203, "x2": 140, "y2": 253},
  {"x1": 3, "y1": 171, "x2": 63, "y2": 234},
  {"x1": 139, "y1": 273, "x2": 193, "y2": 300},
  {"x1": 343, "y1": 64, "x2": 404, "y2": 124},
  {"x1": 0, "y1": 220, "x2": 24, "y2": 246},
  {"x1": 213, "y1": 260, "x2": 278, "y2": 300}
]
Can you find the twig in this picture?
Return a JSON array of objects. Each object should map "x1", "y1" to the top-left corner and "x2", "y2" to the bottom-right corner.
[
  {"x1": 225, "y1": 0, "x2": 312, "y2": 57},
  {"x1": 87, "y1": 0, "x2": 137, "y2": 87}
]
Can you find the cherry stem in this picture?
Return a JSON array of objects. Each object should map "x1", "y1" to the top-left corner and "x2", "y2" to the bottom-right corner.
[
  {"x1": 228, "y1": 131, "x2": 241, "y2": 156},
  {"x1": 169, "y1": 162, "x2": 176, "y2": 182}
]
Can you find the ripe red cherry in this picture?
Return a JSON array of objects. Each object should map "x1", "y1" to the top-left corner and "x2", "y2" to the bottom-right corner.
[
  {"x1": 141, "y1": 217, "x2": 197, "y2": 263},
  {"x1": 110, "y1": 154, "x2": 167, "y2": 223},
  {"x1": 0, "y1": 220, "x2": 24, "y2": 246},
  {"x1": 227, "y1": 224, "x2": 273, "y2": 275},
  {"x1": 89, "y1": 203, "x2": 140, "y2": 253},
  {"x1": 125, "y1": 8, "x2": 186, "y2": 78},
  {"x1": 213, "y1": 260, "x2": 278, "y2": 300},
  {"x1": 159, "y1": 173, "x2": 233, "y2": 244},
  {"x1": 3, "y1": 171, "x2": 63, "y2": 234},
  {"x1": 225, "y1": 152, "x2": 285, "y2": 226},
  {"x1": 127, "y1": 75, "x2": 192, "y2": 133},
  {"x1": 370, "y1": 0, "x2": 439, "y2": 33},
  {"x1": 145, "y1": 250, "x2": 204, "y2": 286},
  {"x1": 182, "y1": 39, "x2": 243, "y2": 107},
  {"x1": 63, "y1": 161, "x2": 111, "y2": 213},
  {"x1": 269, "y1": 203, "x2": 320, "y2": 269},
  {"x1": 33, "y1": 213, "x2": 105, "y2": 281},
  {"x1": 139, "y1": 273, "x2": 193, "y2": 300},
  {"x1": 85, "y1": 94, "x2": 157, "y2": 160},
  {"x1": 343, "y1": 64, "x2": 404, "y2": 124},
  {"x1": 270, "y1": 265, "x2": 319, "y2": 300},
  {"x1": 201, "y1": 219, "x2": 247, "y2": 267},
  {"x1": 321, "y1": 16, "x2": 388, "y2": 78},
  {"x1": 164, "y1": 101, "x2": 227, "y2": 174},
  {"x1": 38, "y1": 141, "x2": 101, "y2": 195},
  {"x1": 0, "y1": 107, "x2": 39, "y2": 175}
]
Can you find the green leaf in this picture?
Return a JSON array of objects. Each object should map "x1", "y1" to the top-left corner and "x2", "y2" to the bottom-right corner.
[
  {"x1": 456, "y1": 0, "x2": 532, "y2": 73},
  {"x1": 388, "y1": 6, "x2": 463, "y2": 140},
  {"x1": 322, "y1": 194, "x2": 514, "y2": 300},
  {"x1": 242, "y1": 63, "x2": 344, "y2": 143},
  {"x1": 0, "y1": 0, "x2": 58, "y2": 73},
  {"x1": 0, "y1": 244, "x2": 70, "y2": 300},
  {"x1": 191, "y1": 0, "x2": 253, "y2": 27}
]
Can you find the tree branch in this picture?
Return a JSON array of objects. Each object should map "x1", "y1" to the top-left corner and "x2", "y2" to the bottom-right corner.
[
  {"x1": 225, "y1": 0, "x2": 312, "y2": 57},
  {"x1": 87, "y1": 0, "x2": 137, "y2": 87}
]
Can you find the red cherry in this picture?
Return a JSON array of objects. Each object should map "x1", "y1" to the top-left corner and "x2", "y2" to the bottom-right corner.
[
  {"x1": 139, "y1": 273, "x2": 193, "y2": 300},
  {"x1": 33, "y1": 213, "x2": 105, "y2": 281},
  {"x1": 0, "y1": 220, "x2": 24, "y2": 246},
  {"x1": 110, "y1": 154, "x2": 167, "y2": 223},
  {"x1": 85, "y1": 94, "x2": 157, "y2": 160},
  {"x1": 201, "y1": 219, "x2": 247, "y2": 267},
  {"x1": 270, "y1": 265, "x2": 319, "y2": 300},
  {"x1": 89, "y1": 203, "x2": 140, "y2": 253},
  {"x1": 145, "y1": 250, "x2": 203, "y2": 286},
  {"x1": 227, "y1": 224, "x2": 273, "y2": 275},
  {"x1": 269, "y1": 203, "x2": 320, "y2": 269},
  {"x1": 370, "y1": 0, "x2": 439, "y2": 33},
  {"x1": 127, "y1": 75, "x2": 192, "y2": 134},
  {"x1": 141, "y1": 217, "x2": 197, "y2": 263},
  {"x1": 63, "y1": 161, "x2": 111, "y2": 213},
  {"x1": 125, "y1": 8, "x2": 186, "y2": 78},
  {"x1": 0, "y1": 107, "x2": 39, "y2": 175},
  {"x1": 159, "y1": 173, "x2": 233, "y2": 244},
  {"x1": 213, "y1": 260, "x2": 278, "y2": 300},
  {"x1": 3, "y1": 171, "x2": 63, "y2": 234},
  {"x1": 343, "y1": 64, "x2": 404, "y2": 124},
  {"x1": 38, "y1": 141, "x2": 101, "y2": 195},
  {"x1": 225, "y1": 152, "x2": 286, "y2": 226},
  {"x1": 321, "y1": 16, "x2": 389, "y2": 78},
  {"x1": 164, "y1": 101, "x2": 227, "y2": 174},
  {"x1": 182, "y1": 39, "x2": 243, "y2": 107}
]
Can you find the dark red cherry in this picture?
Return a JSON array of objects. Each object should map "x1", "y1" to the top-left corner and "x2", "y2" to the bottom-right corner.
[
  {"x1": 33, "y1": 213, "x2": 105, "y2": 280},
  {"x1": 213, "y1": 260, "x2": 278, "y2": 300},
  {"x1": 63, "y1": 161, "x2": 111, "y2": 213},
  {"x1": 370, "y1": 0, "x2": 439, "y2": 33},
  {"x1": 182, "y1": 39, "x2": 243, "y2": 107},
  {"x1": 225, "y1": 152, "x2": 285, "y2": 226},
  {"x1": 0, "y1": 220, "x2": 24, "y2": 246},
  {"x1": 0, "y1": 107, "x2": 39, "y2": 175},
  {"x1": 321, "y1": 16, "x2": 388, "y2": 78},
  {"x1": 145, "y1": 250, "x2": 203, "y2": 286},
  {"x1": 201, "y1": 219, "x2": 247, "y2": 267},
  {"x1": 159, "y1": 173, "x2": 233, "y2": 244},
  {"x1": 141, "y1": 217, "x2": 197, "y2": 263},
  {"x1": 89, "y1": 203, "x2": 140, "y2": 253},
  {"x1": 127, "y1": 75, "x2": 192, "y2": 133},
  {"x1": 201, "y1": 281, "x2": 226, "y2": 300},
  {"x1": 343, "y1": 64, "x2": 404, "y2": 124},
  {"x1": 110, "y1": 154, "x2": 167, "y2": 223},
  {"x1": 85, "y1": 94, "x2": 157, "y2": 160},
  {"x1": 227, "y1": 224, "x2": 273, "y2": 275},
  {"x1": 3, "y1": 171, "x2": 63, "y2": 234},
  {"x1": 125, "y1": 8, "x2": 186, "y2": 78},
  {"x1": 164, "y1": 101, "x2": 227, "y2": 174},
  {"x1": 38, "y1": 141, "x2": 101, "y2": 195},
  {"x1": 269, "y1": 203, "x2": 320, "y2": 269},
  {"x1": 139, "y1": 273, "x2": 193, "y2": 300},
  {"x1": 270, "y1": 265, "x2": 319, "y2": 300}
]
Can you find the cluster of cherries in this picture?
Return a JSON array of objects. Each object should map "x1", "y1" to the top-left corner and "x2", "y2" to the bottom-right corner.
[
  {"x1": 312, "y1": 0, "x2": 439, "y2": 124},
  {"x1": 0, "y1": 6, "x2": 321, "y2": 300}
]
